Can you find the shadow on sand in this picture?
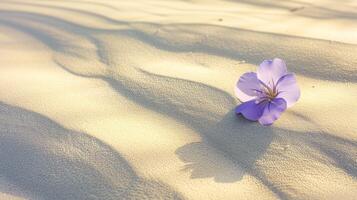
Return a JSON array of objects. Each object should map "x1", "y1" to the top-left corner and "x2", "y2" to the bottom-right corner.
[
  {"x1": 0, "y1": 6, "x2": 356, "y2": 82},
  {"x1": 0, "y1": 3, "x2": 356, "y2": 200},
  {"x1": 0, "y1": 102, "x2": 183, "y2": 200}
]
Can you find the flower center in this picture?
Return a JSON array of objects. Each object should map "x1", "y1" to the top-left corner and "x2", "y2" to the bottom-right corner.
[
  {"x1": 265, "y1": 87, "x2": 278, "y2": 100},
  {"x1": 261, "y1": 80, "x2": 278, "y2": 101}
]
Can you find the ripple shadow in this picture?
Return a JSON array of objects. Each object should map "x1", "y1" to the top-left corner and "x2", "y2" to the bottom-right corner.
[{"x1": 0, "y1": 102, "x2": 183, "y2": 200}]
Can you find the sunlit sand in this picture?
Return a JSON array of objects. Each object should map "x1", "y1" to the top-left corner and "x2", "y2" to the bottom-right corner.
[{"x1": 0, "y1": 0, "x2": 356, "y2": 199}]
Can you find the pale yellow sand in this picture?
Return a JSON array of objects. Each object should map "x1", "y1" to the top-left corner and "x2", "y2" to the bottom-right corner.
[{"x1": 0, "y1": 0, "x2": 356, "y2": 199}]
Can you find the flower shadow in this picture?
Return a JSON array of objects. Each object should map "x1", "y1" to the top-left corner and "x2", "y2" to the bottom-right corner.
[
  {"x1": 175, "y1": 142, "x2": 245, "y2": 183},
  {"x1": 175, "y1": 109, "x2": 274, "y2": 183}
]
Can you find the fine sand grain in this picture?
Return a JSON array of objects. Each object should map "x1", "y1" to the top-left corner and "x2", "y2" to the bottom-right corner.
[{"x1": 0, "y1": 0, "x2": 356, "y2": 199}]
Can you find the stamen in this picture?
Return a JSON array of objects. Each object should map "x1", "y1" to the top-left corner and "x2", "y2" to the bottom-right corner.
[
  {"x1": 262, "y1": 79, "x2": 278, "y2": 101},
  {"x1": 259, "y1": 79, "x2": 278, "y2": 101}
]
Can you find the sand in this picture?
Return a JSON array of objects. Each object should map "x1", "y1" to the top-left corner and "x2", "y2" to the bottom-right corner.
[{"x1": 0, "y1": 0, "x2": 356, "y2": 199}]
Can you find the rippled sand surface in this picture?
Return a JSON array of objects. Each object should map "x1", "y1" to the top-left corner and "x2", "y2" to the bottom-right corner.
[{"x1": 0, "y1": 0, "x2": 356, "y2": 199}]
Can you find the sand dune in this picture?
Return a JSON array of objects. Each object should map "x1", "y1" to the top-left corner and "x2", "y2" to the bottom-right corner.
[{"x1": 0, "y1": 0, "x2": 356, "y2": 199}]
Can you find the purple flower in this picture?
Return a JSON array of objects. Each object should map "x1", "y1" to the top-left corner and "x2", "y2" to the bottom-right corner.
[{"x1": 235, "y1": 58, "x2": 300, "y2": 126}]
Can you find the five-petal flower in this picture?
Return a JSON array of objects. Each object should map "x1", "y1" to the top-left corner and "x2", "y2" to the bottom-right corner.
[{"x1": 235, "y1": 58, "x2": 300, "y2": 126}]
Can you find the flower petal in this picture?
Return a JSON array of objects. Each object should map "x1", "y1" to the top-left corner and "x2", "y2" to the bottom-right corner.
[
  {"x1": 258, "y1": 98, "x2": 287, "y2": 126},
  {"x1": 235, "y1": 72, "x2": 262, "y2": 102},
  {"x1": 257, "y1": 58, "x2": 287, "y2": 87},
  {"x1": 235, "y1": 99, "x2": 267, "y2": 121},
  {"x1": 276, "y1": 73, "x2": 300, "y2": 107}
]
